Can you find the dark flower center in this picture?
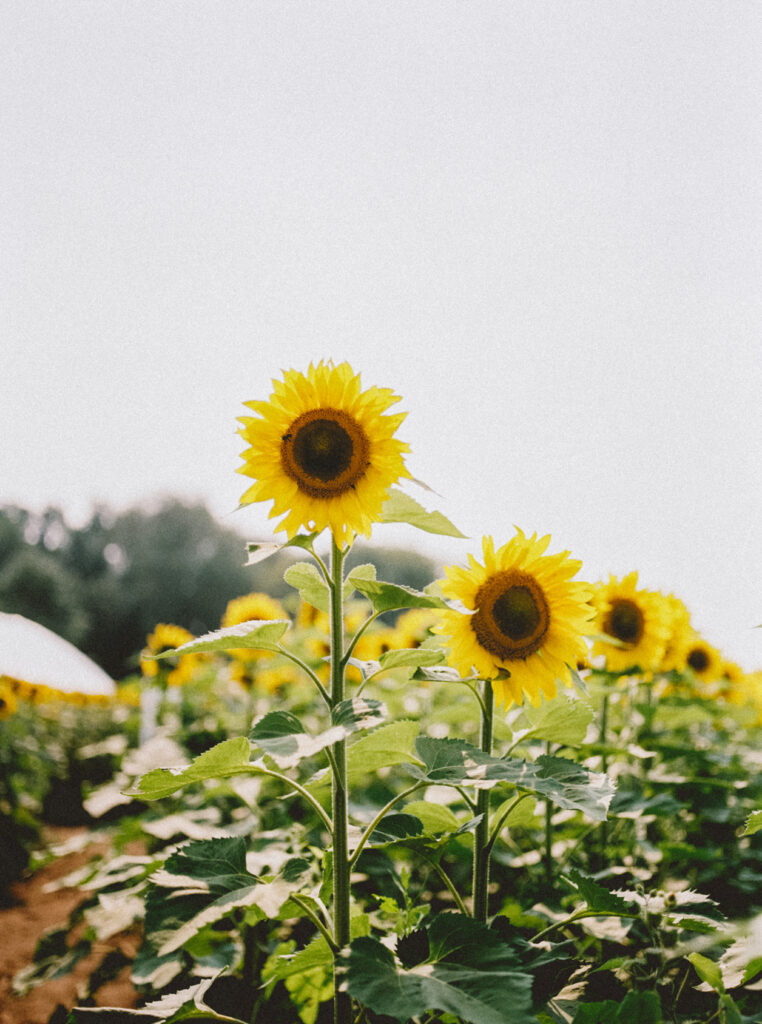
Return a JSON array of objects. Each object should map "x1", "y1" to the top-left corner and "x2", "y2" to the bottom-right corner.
[
  {"x1": 293, "y1": 419, "x2": 354, "y2": 482},
  {"x1": 472, "y1": 570, "x2": 550, "y2": 661},
  {"x1": 493, "y1": 586, "x2": 542, "y2": 641},
  {"x1": 281, "y1": 408, "x2": 370, "y2": 498},
  {"x1": 688, "y1": 647, "x2": 709, "y2": 673},
  {"x1": 605, "y1": 599, "x2": 644, "y2": 646}
]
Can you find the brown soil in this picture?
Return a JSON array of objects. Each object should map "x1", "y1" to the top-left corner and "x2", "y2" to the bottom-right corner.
[{"x1": 0, "y1": 827, "x2": 140, "y2": 1024}]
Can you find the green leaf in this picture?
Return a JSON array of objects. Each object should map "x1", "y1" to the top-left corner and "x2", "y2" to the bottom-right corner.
[
  {"x1": 512, "y1": 696, "x2": 595, "y2": 748},
  {"x1": 381, "y1": 488, "x2": 466, "y2": 538},
  {"x1": 158, "y1": 879, "x2": 294, "y2": 955},
  {"x1": 739, "y1": 809, "x2": 762, "y2": 837},
  {"x1": 266, "y1": 912, "x2": 370, "y2": 982},
  {"x1": 67, "y1": 972, "x2": 246, "y2": 1022},
  {"x1": 250, "y1": 699, "x2": 385, "y2": 769},
  {"x1": 162, "y1": 838, "x2": 253, "y2": 896},
  {"x1": 284, "y1": 562, "x2": 329, "y2": 612},
  {"x1": 351, "y1": 577, "x2": 448, "y2": 614},
  {"x1": 155, "y1": 620, "x2": 289, "y2": 658},
  {"x1": 307, "y1": 720, "x2": 422, "y2": 797},
  {"x1": 493, "y1": 796, "x2": 538, "y2": 832},
  {"x1": 344, "y1": 562, "x2": 377, "y2": 600},
  {"x1": 406, "y1": 737, "x2": 614, "y2": 821},
  {"x1": 562, "y1": 868, "x2": 635, "y2": 915},
  {"x1": 688, "y1": 952, "x2": 725, "y2": 993},
  {"x1": 368, "y1": 813, "x2": 424, "y2": 846},
  {"x1": 403, "y1": 800, "x2": 460, "y2": 837},
  {"x1": 412, "y1": 664, "x2": 465, "y2": 683},
  {"x1": 345, "y1": 913, "x2": 534, "y2": 1024},
  {"x1": 246, "y1": 532, "x2": 318, "y2": 565},
  {"x1": 379, "y1": 647, "x2": 446, "y2": 670},
  {"x1": 574, "y1": 991, "x2": 662, "y2": 1024},
  {"x1": 126, "y1": 737, "x2": 252, "y2": 800},
  {"x1": 347, "y1": 720, "x2": 421, "y2": 783}
]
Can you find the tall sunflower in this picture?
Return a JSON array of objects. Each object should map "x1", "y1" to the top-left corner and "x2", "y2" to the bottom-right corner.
[
  {"x1": 435, "y1": 530, "x2": 593, "y2": 708},
  {"x1": 238, "y1": 361, "x2": 410, "y2": 548},
  {"x1": 591, "y1": 573, "x2": 672, "y2": 674}
]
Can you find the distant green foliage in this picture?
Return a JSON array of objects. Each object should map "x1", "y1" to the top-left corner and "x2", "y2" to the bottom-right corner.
[{"x1": 0, "y1": 502, "x2": 436, "y2": 677}]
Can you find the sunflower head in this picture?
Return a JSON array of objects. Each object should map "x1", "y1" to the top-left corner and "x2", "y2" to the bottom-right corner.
[
  {"x1": 658, "y1": 594, "x2": 693, "y2": 673},
  {"x1": 684, "y1": 633, "x2": 724, "y2": 684},
  {"x1": 591, "y1": 574, "x2": 673, "y2": 674},
  {"x1": 434, "y1": 530, "x2": 593, "y2": 708},
  {"x1": 238, "y1": 361, "x2": 410, "y2": 547},
  {"x1": 0, "y1": 680, "x2": 18, "y2": 720},
  {"x1": 141, "y1": 623, "x2": 196, "y2": 686}
]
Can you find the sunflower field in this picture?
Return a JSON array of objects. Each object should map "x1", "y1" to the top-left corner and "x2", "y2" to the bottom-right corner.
[{"x1": 3, "y1": 362, "x2": 762, "y2": 1024}]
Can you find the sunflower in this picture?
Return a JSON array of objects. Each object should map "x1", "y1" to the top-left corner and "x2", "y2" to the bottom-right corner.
[
  {"x1": 238, "y1": 361, "x2": 410, "y2": 547},
  {"x1": 222, "y1": 592, "x2": 288, "y2": 629},
  {"x1": 141, "y1": 623, "x2": 196, "y2": 687},
  {"x1": 393, "y1": 608, "x2": 442, "y2": 649},
  {"x1": 684, "y1": 633, "x2": 724, "y2": 685},
  {"x1": 0, "y1": 679, "x2": 18, "y2": 720},
  {"x1": 591, "y1": 573, "x2": 672, "y2": 674},
  {"x1": 658, "y1": 594, "x2": 694, "y2": 673},
  {"x1": 434, "y1": 530, "x2": 593, "y2": 708}
]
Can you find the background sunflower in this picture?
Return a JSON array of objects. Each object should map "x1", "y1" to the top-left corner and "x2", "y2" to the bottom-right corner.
[{"x1": 435, "y1": 530, "x2": 593, "y2": 708}]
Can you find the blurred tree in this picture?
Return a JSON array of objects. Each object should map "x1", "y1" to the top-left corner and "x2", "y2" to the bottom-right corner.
[
  {"x1": 0, "y1": 546, "x2": 89, "y2": 645},
  {"x1": 0, "y1": 501, "x2": 440, "y2": 678}
]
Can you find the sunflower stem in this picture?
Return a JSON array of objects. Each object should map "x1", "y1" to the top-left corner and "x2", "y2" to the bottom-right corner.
[
  {"x1": 544, "y1": 740, "x2": 554, "y2": 893},
  {"x1": 472, "y1": 678, "x2": 494, "y2": 923},
  {"x1": 598, "y1": 692, "x2": 609, "y2": 871},
  {"x1": 329, "y1": 538, "x2": 352, "y2": 1024}
]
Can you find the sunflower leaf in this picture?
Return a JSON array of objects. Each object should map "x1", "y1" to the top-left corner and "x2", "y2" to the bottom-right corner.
[
  {"x1": 344, "y1": 913, "x2": 534, "y2": 1024},
  {"x1": 562, "y1": 868, "x2": 635, "y2": 914},
  {"x1": 511, "y1": 697, "x2": 594, "y2": 748},
  {"x1": 344, "y1": 562, "x2": 377, "y2": 600},
  {"x1": 738, "y1": 810, "x2": 762, "y2": 837},
  {"x1": 126, "y1": 737, "x2": 253, "y2": 800},
  {"x1": 381, "y1": 488, "x2": 466, "y2": 538},
  {"x1": 405, "y1": 738, "x2": 613, "y2": 821},
  {"x1": 688, "y1": 952, "x2": 725, "y2": 993},
  {"x1": 245, "y1": 532, "x2": 319, "y2": 566},
  {"x1": 379, "y1": 647, "x2": 446, "y2": 670},
  {"x1": 249, "y1": 699, "x2": 385, "y2": 769},
  {"x1": 368, "y1": 812, "x2": 424, "y2": 846},
  {"x1": 351, "y1": 578, "x2": 448, "y2": 614},
  {"x1": 153, "y1": 620, "x2": 290, "y2": 658},
  {"x1": 284, "y1": 562, "x2": 329, "y2": 612},
  {"x1": 412, "y1": 664, "x2": 464, "y2": 683}
]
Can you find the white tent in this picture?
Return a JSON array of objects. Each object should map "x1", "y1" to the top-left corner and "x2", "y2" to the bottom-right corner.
[{"x1": 0, "y1": 612, "x2": 116, "y2": 697}]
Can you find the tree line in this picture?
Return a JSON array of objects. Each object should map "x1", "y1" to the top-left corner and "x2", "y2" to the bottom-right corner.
[{"x1": 0, "y1": 499, "x2": 436, "y2": 679}]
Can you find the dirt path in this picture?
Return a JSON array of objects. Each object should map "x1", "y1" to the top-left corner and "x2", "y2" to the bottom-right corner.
[{"x1": 0, "y1": 827, "x2": 139, "y2": 1024}]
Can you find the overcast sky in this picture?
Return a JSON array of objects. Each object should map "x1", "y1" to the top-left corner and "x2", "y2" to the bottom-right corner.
[{"x1": 3, "y1": 2, "x2": 761, "y2": 669}]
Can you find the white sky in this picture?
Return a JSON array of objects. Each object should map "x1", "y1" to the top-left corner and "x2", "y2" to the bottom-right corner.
[{"x1": 2, "y1": 2, "x2": 761, "y2": 669}]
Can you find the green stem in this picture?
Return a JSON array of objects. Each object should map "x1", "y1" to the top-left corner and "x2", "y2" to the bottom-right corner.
[
  {"x1": 472, "y1": 678, "x2": 494, "y2": 922},
  {"x1": 343, "y1": 610, "x2": 382, "y2": 665},
  {"x1": 289, "y1": 893, "x2": 338, "y2": 951},
  {"x1": 598, "y1": 692, "x2": 609, "y2": 871},
  {"x1": 418, "y1": 850, "x2": 469, "y2": 916},
  {"x1": 484, "y1": 792, "x2": 531, "y2": 860},
  {"x1": 276, "y1": 646, "x2": 332, "y2": 708},
  {"x1": 543, "y1": 740, "x2": 554, "y2": 893},
  {"x1": 533, "y1": 908, "x2": 639, "y2": 942},
  {"x1": 348, "y1": 782, "x2": 428, "y2": 868},
  {"x1": 253, "y1": 766, "x2": 333, "y2": 831},
  {"x1": 329, "y1": 538, "x2": 352, "y2": 1024}
]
